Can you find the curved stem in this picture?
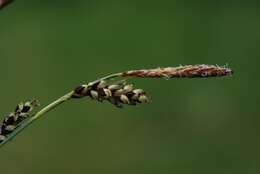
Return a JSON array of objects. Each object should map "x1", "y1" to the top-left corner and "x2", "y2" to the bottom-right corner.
[
  {"x1": 89, "y1": 73, "x2": 123, "y2": 85},
  {"x1": 0, "y1": 65, "x2": 233, "y2": 148},
  {"x1": 0, "y1": 91, "x2": 74, "y2": 148},
  {"x1": 0, "y1": 73, "x2": 123, "y2": 148}
]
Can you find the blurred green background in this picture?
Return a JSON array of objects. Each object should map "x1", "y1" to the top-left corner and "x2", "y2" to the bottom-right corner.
[{"x1": 0, "y1": 0, "x2": 259, "y2": 173}]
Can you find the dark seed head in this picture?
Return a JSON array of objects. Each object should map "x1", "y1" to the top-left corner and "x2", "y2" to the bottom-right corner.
[
  {"x1": 1, "y1": 99, "x2": 39, "y2": 137},
  {"x1": 75, "y1": 80, "x2": 149, "y2": 108}
]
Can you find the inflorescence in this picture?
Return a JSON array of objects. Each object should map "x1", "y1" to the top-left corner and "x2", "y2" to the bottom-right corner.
[
  {"x1": 72, "y1": 80, "x2": 149, "y2": 108},
  {"x1": 0, "y1": 100, "x2": 39, "y2": 142},
  {"x1": 122, "y1": 64, "x2": 233, "y2": 78},
  {"x1": 0, "y1": 64, "x2": 234, "y2": 147}
]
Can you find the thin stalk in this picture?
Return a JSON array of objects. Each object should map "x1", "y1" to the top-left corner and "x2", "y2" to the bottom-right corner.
[
  {"x1": 0, "y1": 65, "x2": 233, "y2": 148},
  {"x1": 0, "y1": 73, "x2": 122, "y2": 148},
  {"x1": 0, "y1": 91, "x2": 74, "y2": 147},
  {"x1": 89, "y1": 73, "x2": 123, "y2": 85}
]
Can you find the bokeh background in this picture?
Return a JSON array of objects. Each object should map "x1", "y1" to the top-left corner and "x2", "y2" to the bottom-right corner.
[{"x1": 0, "y1": 0, "x2": 259, "y2": 173}]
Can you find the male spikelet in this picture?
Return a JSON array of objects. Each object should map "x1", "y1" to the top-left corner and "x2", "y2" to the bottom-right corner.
[
  {"x1": 0, "y1": 64, "x2": 233, "y2": 147},
  {"x1": 122, "y1": 64, "x2": 233, "y2": 78},
  {"x1": 72, "y1": 65, "x2": 233, "y2": 107}
]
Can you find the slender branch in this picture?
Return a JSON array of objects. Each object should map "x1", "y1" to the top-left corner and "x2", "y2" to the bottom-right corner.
[
  {"x1": 89, "y1": 73, "x2": 123, "y2": 85},
  {"x1": 0, "y1": 72, "x2": 123, "y2": 148},
  {"x1": 0, "y1": 91, "x2": 74, "y2": 147},
  {"x1": 0, "y1": 65, "x2": 233, "y2": 148}
]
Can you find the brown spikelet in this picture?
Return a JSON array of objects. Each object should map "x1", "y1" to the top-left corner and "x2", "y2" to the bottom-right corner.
[
  {"x1": 0, "y1": 0, "x2": 13, "y2": 9},
  {"x1": 0, "y1": 100, "x2": 40, "y2": 142},
  {"x1": 72, "y1": 80, "x2": 149, "y2": 107},
  {"x1": 72, "y1": 64, "x2": 233, "y2": 107},
  {"x1": 0, "y1": 64, "x2": 234, "y2": 147},
  {"x1": 122, "y1": 65, "x2": 233, "y2": 78}
]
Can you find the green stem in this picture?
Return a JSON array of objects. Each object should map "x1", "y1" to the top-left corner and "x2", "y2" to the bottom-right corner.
[
  {"x1": 0, "y1": 91, "x2": 74, "y2": 148},
  {"x1": 0, "y1": 72, "x2": 123, "y2": 148},
  {"x1": 89, "y1": 73, "x2": 123, "y2": 85}
]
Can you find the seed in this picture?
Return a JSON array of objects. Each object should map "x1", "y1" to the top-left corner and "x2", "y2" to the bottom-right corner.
[
  {"x1": 123, "y1": 84, "x2": 134, "y2": 93},
  {"x1": 108, "y1": 85, "x2": 121, "y2": 91},
  {"x1": 138, "y1": 95, "x2": 149, "y2": 103},
  {"x1": 3, "y1": 115, "x2": 15, "y2": 125},
  {"x1": 5, "y1": 125, "x2": 16, "y2": 132},
  {"x1": 18, "y1": 113, "x2": 28, "y2": 119},
  {"x1": 15, "y1": 103, "x2": 23, "y2": 112},
  {"x1": 72, "y1": 85, "x2": 86, "y2": 98},
  {"x1": 21, "y1": 104, "x2": 31, "y2": 113},
  {"x1": 97, "y1": 81, "x2": 107, "y2": 89},
  {"x1": 90, "y1": 90, "x2": 99, "y2": 99},
  {"x1": 120, "y1": 95, "x2": 130, "y2": 104},
  {"x1": 103, "y1": 89, "x2": 112, "y2": 98},
  {"x1": 81, "y1": 85, "x2": 90, "y2": 94},
  {"x1": 114, "y1": 89, "x2": 124, "y2": 96},
  {"x1": 133, "y1": 89, "x2": 145, "y2": 95},
  {"x1": 131, "y1": 94, "x2": 139, "y2": 101}
]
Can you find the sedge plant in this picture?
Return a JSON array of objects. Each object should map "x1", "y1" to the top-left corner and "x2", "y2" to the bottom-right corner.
[{"x1": 0, "y1": 65, "x2": 233, "y2": 148}]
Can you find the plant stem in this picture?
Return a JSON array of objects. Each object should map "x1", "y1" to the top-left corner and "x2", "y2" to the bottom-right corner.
[
  {"x1": 89, "y1": 73, "x2": 123, "y2": 85},
  {"x1": 0, "y1": 91, "x2": 74, "y2": 148},
  {"x1": 0, "y1": 65, "x2": 233, "y2": 148},
  {"x1": 0, "y1": 72, "x2": 123, "y2": 148}
]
